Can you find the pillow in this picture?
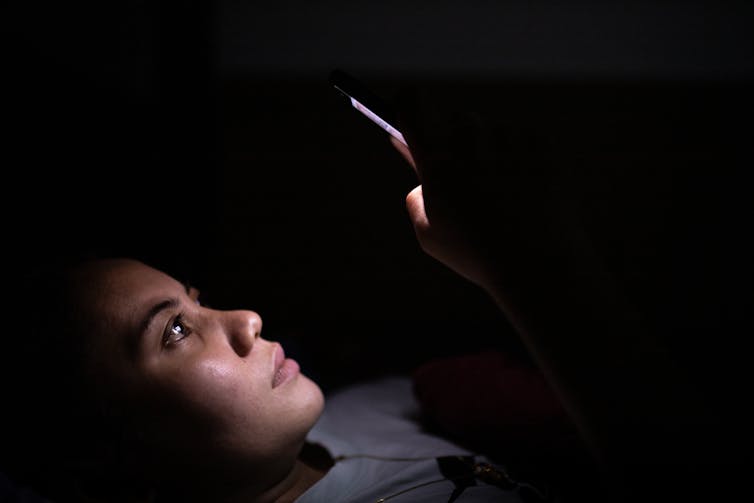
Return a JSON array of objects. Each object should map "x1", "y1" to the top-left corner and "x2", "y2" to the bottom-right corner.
[{"x1": 411, "y1": 350, "x2": 587, "y2": 464}]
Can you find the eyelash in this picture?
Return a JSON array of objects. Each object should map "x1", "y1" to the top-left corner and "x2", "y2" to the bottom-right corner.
[{"x1": 162, "y1": 313, "x2": 192, "y2": 348}]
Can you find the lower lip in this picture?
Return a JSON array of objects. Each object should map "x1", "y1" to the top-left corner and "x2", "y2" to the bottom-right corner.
[{"x1": 272, "y1": 358, "x2": 300, "y2": 388}]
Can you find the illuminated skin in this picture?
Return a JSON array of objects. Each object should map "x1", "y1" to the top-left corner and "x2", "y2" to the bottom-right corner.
[{"x1": 71, "y1": 258, "x2": 325, "y2": 502}]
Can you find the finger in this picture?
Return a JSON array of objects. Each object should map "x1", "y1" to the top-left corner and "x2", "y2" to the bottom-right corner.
[
  {"x1": 405, "y1": 185, "x2": 430, "y2": 234},
  {"x1": 390, "y1": 136, "x2": 418, "y2": 176}
]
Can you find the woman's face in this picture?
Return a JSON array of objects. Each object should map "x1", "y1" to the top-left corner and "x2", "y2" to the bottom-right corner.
[{"x1": 74, "y1": 258, "x2": 324, "y2": 485}]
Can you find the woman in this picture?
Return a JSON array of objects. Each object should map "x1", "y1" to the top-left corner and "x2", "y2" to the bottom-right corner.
[
  {"x1": 3, "y1": 251, "x2": 555, "y2": 503},
  {"x1": 3, "y1": 86, "x2": 745, "y2": 503}
]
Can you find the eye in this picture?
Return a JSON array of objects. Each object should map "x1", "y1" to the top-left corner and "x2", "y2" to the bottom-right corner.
[{"x1": 162, "y1": 313, "x2": 191, "y2": 347}]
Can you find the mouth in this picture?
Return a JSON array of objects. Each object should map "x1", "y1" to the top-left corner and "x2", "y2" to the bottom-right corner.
[{"x1": 272, "y1": 343, "x2": 300, "y2": 389}]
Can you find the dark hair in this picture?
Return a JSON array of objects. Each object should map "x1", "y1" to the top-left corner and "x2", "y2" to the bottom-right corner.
[{"x1": 0, "y1": 252, "x2": 157, "y2": 502}]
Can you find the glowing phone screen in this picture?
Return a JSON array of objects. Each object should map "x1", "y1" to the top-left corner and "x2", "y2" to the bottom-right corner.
[
  {"x1": 330, "y1": 69, "x2": 407, "y2": 147},
  {"x1": 349, "y1": 97, "x2": 407, "y2": 146}
]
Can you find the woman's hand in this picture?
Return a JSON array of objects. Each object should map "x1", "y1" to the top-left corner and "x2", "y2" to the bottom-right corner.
[
  {"x1": 389, "y1": 91, "x2": 498, "y2": 292},
  {"x1": 389, "y1": 88, "x2": 572, "y2": 297},
  {"x1": 391, "y1": 134, "x2": 497, "y2": 291}
]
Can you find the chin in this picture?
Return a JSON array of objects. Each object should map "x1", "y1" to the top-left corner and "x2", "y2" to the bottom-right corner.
[
  {"x1": 277, "y1": 374, "x2": 325, "y2": 451},
  {"x1": 298, "y1": 373, "x2": 325, "y2": 420}
]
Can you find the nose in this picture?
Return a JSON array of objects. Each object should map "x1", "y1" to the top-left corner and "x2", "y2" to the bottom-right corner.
[{"x1": 224, "y1": 310, "x2": 262, "y2": 357}]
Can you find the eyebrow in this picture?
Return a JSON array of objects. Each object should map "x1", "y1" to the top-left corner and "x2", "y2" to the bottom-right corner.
[
  {"x1": 136, "y1": 283, "x2": 192, "y2": 343},
  {"x1": 138, "y1": 297, "x2": 179, "y2": 342}
]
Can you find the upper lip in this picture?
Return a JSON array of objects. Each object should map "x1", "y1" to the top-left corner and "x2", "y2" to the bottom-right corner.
[{"x1": 273, "y1": 342, "x2": 285, "y2": 373}]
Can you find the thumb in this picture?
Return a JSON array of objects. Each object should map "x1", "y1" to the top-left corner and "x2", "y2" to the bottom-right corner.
[{"x1": 405, "y1": 185, "x2": 430, "y2": 236}]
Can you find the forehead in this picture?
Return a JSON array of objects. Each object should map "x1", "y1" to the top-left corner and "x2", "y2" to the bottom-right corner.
[
  {"x1": 77, "y1": 258, "x2": 181, "y2": 326},
  {"x1": 84, "y1": 258, "x2": 176, "y2": 293}
]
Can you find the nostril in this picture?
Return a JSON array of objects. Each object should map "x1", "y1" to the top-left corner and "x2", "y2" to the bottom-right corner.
[{"x1": 231, "y1": 334, "x2": 253, "y2": 357}]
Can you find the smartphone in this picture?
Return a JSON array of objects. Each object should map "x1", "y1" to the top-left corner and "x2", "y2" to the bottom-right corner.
[{"x1": 329, "y1": 69, "x2": 407, "y2": 147}]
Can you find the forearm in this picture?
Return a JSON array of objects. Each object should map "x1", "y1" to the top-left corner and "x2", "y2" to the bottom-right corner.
[{"x1": 480, "y1": 235, "x2": 702, "y2": 486}]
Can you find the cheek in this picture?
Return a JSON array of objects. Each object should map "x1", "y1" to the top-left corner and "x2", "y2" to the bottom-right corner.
[
  {"x1": 126, "y1": 358, "x2": 272, "y2": 468},
  {"x1": 140, "y1": 355, "x2": 323, "y2": 464},
  {"x1": 134, "y1": 354, "x2": 268, "y2": 446},
  {"x1": 169, "y1": 357, "x2": 269, "y2": 425}
]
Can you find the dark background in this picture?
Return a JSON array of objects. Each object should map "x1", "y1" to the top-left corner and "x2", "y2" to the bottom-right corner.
[{"x1": 4, "y1": 0, "x2": 752, "y2": 396}]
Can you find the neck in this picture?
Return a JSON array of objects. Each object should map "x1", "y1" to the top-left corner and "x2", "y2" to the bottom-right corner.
[
  {"x1": 160, "y1": 444, "x2": 331, "y2": 503},
  {"x1": 259, "y1": 459, "x2": 327, "y2": 503}
]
